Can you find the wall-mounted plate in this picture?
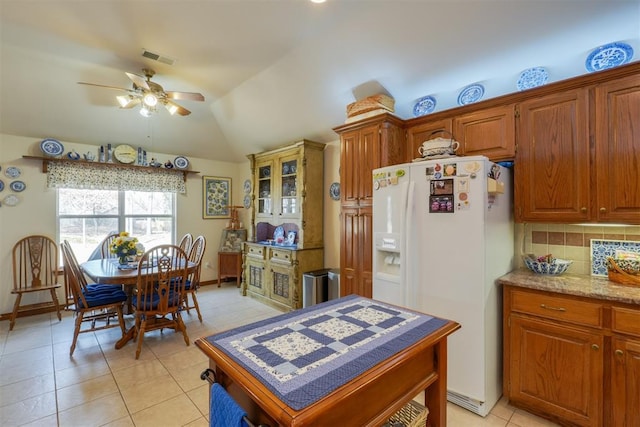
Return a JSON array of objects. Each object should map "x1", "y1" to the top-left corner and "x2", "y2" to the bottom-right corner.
[
  {"x1": 9, "y1": 180, "x2": 25, "y2": 192},
  {"x1": 413, "y1": 95, "x2": 436, "y2": 117},
  {"x1": 585, "y1": 42, "x2": 634, "y2": 72},
  {"x1": 329, "y1": 182, "x2": 341, "y2": 200},
  {"x1": 457, "y1": 83, "x2": 484, "y2": 106},
  {"x1": 517, "y1": 67, "x2": 549, "y2": 91}
]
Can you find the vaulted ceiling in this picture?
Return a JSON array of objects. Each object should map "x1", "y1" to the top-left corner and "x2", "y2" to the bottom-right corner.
[{"x1": 1, "y1": 1, "x2": 638, "y2": 162}]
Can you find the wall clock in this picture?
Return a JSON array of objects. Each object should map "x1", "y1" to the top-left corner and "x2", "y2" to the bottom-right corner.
[{"x1": 113, "y1": 144, "x2": 137, "y2": 164}]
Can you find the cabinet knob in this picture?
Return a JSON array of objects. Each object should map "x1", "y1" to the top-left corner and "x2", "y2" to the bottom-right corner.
[
  {"x1": 600, "y1": 207, "x2": 607, "y2": 213},
  {"x1": 592, "y1": 344, "x2": 600, "y2": 351},
  {"x1": 615, "y1": 349, "x2": 624, "y2": 356},
  {"x1": 581, "y1": 207, "x2": 587, "y2": 213}
]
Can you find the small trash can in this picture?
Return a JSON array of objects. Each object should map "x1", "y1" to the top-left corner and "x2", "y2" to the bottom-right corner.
[
  {"x1": 327, "y1": 268, "x2": 340, "y2": 301},
  {"x1": 302, "y1": 269, "x2": 330, "y2": 308}
]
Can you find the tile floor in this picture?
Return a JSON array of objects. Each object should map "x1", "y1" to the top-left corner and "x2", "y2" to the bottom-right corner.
[{"x1": 0, "y1": 284, "x2": 560, "y2": 427}]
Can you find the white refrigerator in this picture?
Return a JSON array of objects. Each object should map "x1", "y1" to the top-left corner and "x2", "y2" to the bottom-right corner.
[{"x1": 372, "y1": 155, "x2": 513, "y2": 416}]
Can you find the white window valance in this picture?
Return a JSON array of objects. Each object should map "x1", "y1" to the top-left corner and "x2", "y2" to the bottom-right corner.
[{"x1": 46, "y1": 161, "x2": 186, "y2": 193}]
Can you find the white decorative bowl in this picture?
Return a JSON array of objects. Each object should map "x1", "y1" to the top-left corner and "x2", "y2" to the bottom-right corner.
[{"x1": 523, "y1": 257, "x2": 572, "y2": 275}]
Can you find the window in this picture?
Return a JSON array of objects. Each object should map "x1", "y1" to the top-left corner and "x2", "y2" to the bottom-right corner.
[{"x1": 58, "y1": 189, "x2": 175, "y2": 262}]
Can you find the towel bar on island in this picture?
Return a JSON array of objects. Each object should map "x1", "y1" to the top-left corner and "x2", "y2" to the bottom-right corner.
[{"x1": 200, "y1": 368, "x2": 268, "y2": 427}]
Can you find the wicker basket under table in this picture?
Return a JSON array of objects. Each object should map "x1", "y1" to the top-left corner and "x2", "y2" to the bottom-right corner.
[{"x1": 382, "y1": 400, "x2": 429, "y2": 427}]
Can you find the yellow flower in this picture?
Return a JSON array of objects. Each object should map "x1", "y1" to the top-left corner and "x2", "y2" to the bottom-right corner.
[{"x1": 110, "y1": 232, "x2": 139, "y2": 257}]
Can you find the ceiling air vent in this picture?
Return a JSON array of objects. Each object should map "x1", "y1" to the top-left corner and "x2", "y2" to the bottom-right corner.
[{"x1": 141, "y1": 49, "x2": 176, "y2": 66}]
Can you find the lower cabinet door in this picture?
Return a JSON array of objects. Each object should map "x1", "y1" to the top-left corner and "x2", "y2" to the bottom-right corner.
[
  {"x1": 611, "y1": 337, "x2": 640, "y2": 427},
  {"x1": 509, "y1": 315, "x2": 603, "y2": 426},
  {"x1": 268, "y1": 263, "x2": 294, "y2": 308},
  {"x1": 245, "y1": 258, "x2": 266, "y2": 296}
]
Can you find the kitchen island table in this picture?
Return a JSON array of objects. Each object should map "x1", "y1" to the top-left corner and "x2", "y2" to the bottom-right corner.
[{"x1": 196, "y1": 295, "x2": 460, "y2": 426}]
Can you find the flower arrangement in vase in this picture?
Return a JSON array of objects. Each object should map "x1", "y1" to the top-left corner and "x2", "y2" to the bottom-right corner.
[{"x1": 110, "y1": 232, "x2": 140, "y2": 264}]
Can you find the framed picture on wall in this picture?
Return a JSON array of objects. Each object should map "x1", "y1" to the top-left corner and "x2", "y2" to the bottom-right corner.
[{"x1": 203, "y1": 176, "x2": 231, "y2": 219}]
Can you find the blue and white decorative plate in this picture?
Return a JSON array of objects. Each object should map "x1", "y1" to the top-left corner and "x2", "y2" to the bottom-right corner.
[
  {"x1": 413, "y1": 96, "x2": 436, "y2": 117},
  {"x1": 3, "y1": 194, "x2": 19, "y2": 207},
  {"x1": 5, "y1": 166, "x2": 21, "y2": 178},
  {"x1": 243, "y1": 179, "x2": 251, "y2": 194},
  {"x1": 40, "y1": 138, "x2": 64, "y2": 157},
  {"x1": 590, "y1": 239, "x2": 640, "y2": 276},
  {"x1": 9, "y1": 181, "x2": 25, "y2": 192},
  {"x1": 329, "y1": 182, "x2": 341, "y2": 201},
  {"x1": 585, "y1": 42, "x2": 634, "y2": 72},
  {"x1": 273, "y1": 225, "x2": 285, "y2": 240},
  {"x1": 457, "y1": 83, "x2": 484, "y2": 106},
  {"x1": 243, "y1": 194, "x2": 251, "y2": 209},
  {"x1": 173, "y1": 156, "x2": 189, "y2": 169},
  {"x1": 0, "y1": 179, "x2": 4, "y2": 192},
  {"x1": 517, "y1": 67, "x2": 549, "y2": 91}
]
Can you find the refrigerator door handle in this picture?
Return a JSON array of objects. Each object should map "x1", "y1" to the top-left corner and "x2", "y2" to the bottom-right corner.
[{"x1": 404, "y1": 181, "x2": 416, "y2": 307}]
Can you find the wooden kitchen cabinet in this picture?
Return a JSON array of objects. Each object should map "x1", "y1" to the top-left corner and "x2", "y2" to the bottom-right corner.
[
  {"x1": 594, "y1": 73, "x2": 640, "y2": 224},
  {"x1": 514, "y1": 88, "x2": 591, "y2": 222},
  {"x1": 333, "y1": 114, "x2": 405, "y2": 298},
  {"x1": 504, "y1": 284, "x2": 640, "y2": 426},
  {"x1": 405, "y1": 118, "x2": 453, "y2": 162},
  {"x1": 453, "y1": 104, "x2": 516, "y2": 161},
  {"x1": 515, "y1": 70, "x2": 640, "y2": 224}
]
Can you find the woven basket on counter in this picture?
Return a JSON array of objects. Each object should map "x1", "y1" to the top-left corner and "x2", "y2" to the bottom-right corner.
[
  {"x1": 606, "y1": 257, "x2": 640, "y2": 287},
  {"x1": 382, "y1": 400, "x2": 429, "y2": 427}
]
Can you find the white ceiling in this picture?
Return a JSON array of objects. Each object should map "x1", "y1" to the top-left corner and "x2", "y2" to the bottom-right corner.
[{"x1": 1, "y1": 1, "x2": 639, "y2": 163}]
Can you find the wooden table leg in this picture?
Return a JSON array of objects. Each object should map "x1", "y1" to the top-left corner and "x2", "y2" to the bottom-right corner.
[{"x1": 424, "y1": 339, "x2": 448, "y2": 427}]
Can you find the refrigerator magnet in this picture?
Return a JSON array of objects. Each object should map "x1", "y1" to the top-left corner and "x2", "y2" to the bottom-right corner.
[
  {"x1": 458, "y1": 178, "x2": 469, "y2": 192},
  {"x1": 444, "y1": 164, "x2": 457, "y2": 176}
]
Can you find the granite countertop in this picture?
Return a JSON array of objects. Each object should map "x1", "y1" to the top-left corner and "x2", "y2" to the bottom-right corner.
[{"x1": 497, "y1": 269, "x2": 640, "y2": 306}]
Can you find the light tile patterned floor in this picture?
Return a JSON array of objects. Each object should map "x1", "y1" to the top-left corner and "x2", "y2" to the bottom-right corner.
[{"x1": 0, "y1": 284, "x2": 560, "y2": 427}]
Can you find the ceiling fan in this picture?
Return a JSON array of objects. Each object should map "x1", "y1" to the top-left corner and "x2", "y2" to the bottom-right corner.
[{"x1": 78, "y1": 68, "x2": 204, "y2": 116}]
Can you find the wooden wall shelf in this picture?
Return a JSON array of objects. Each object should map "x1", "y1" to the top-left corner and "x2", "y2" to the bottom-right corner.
[{"x1": 23, "y1": 155, "x2": 199, "y2": 181}]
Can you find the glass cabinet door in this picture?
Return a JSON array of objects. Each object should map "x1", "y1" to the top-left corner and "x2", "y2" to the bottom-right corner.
[
  {"x1": 280, "y1": 159, "x2": 298, "y2": 216},
  {"x1": 257, "y1": 164, "x2": 272, "y2": 217}
]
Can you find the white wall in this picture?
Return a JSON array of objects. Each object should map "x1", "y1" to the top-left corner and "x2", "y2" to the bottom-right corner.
[{"x1": 0, "y1": 134, "x2": 341, "y2": 316}]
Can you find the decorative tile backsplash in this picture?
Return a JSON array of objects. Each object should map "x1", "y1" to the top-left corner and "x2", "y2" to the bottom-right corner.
[
  {"x1": 590, "y1": 239, "x2": 640, "y2": 276},
  {"x1": 518, "y1": 224, "x2": 640, "y2": 276}
]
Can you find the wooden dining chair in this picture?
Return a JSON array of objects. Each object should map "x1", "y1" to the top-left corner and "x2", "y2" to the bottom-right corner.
[
  {"x1": 100, "y1": 233, "x2": 120, "y2": 259},
  {"x1": 133, "y1": 244, "x2": 190, "y2": 359},
  {"x1": 183, "y1": 235, "x2": 207, "y2": 322},
  {"x1": 10, "y1": 235, "x2": 62, "y2": 331},
  {"x1": 61, "y1": 240, "x2": 127, "y2": 356},
  {"x1": 178, "y1": 233, "x2": 193, "y2": 256}
]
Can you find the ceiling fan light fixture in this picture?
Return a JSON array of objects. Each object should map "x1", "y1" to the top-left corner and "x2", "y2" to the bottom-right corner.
[
  {"x1": 139, "y1": 107, "x2": 152, "y2": 117},
  {"x1": 142, "y1": 93, "x2": 158, "y2": 107}
]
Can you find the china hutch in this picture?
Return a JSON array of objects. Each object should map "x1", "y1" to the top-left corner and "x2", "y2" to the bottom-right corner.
[{"x1": 243, "y1": 140, "x2": 325, "y2": 311}]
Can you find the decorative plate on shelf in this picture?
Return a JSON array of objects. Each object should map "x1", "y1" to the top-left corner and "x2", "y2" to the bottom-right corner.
[
  {"x1": 273, "y1": 226, "x2": 285, "y2": 241},
  {"x1": 243, "y1": 194, "x2": 252, "y2": 209},
  {"x1": 413, "y1": 96, "x2": 437, "y2": 117},
  {"x1": 329, "y1": 182, "x2": 341, "y2": 201},
  {"x1": 585, "y1": 42, "x2": 634, "y2": 72},
  {"x1": 174, "y1": 156, "x2": 189, "y2": 169},
  {"x1": 457, "y1": 83, "x2": 484, "y2": 106},
  {"x1": 40, "y1": 138, "x2": 64, "y2": 157},
  {"x1": 5, "y1": 166, "x2": 21, "y2": 178},
  {"x1": 243, "y1": 179, "x2": 251, "y2": 194},
  {"x1": 3, "y1": 194, "x2": 19, "y2": 207},
  {"x1": 517, "y1": 67, "x2": 549, "y2": 91},
  {"x1": 9, "y1": 181, "x2": 25, "y2": 192},
  {"x1": 113, "y1": 144, "x2": 137, "y2": 164}
]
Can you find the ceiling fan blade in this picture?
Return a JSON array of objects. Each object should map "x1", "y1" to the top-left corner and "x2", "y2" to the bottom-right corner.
[
  {"x1": 164, "y1": 100, "x2": 191, "y2": 116},
  {"x1": 165, "y1": 91, "x2": 205, "y2": 102},
  {"x1": 117, "y1": 96, "x2": 141, "y2": 109},
  {"x1": 77, "y1": 82, "x2": 132, "y2": 92},
  {"x1": 125, "y1": 72, "x2": 150, "y2": 91}
]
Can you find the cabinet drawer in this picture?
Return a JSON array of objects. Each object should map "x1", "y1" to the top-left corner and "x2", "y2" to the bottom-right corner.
[
  {"x1": 270, "y1": 248, "x2": 293, "y2": 264},
  {"x1": 246, "y1": 245, "x2": 266, "y2": 259},
  {"x1": 510, "y1": 289, "x2": 603, "y2": 328},
  {"x1": 612, "y1": 306, "x2": 640, "y2": 337}
]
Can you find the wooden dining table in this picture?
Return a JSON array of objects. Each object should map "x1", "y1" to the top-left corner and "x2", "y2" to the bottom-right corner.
[{"x1": 80, "y1": 258, "x2": 196, "y2": 349}]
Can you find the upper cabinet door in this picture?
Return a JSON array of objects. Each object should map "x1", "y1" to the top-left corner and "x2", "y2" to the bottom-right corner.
[
  {"x1": 515, "y1": 89, "x2": 590, "y2": 222},
  {"x1": 255, "y1": 160, "x2": 274, "y2": 219},
  {"x1": 406, "y1": 119, "x2": 453, "y2": 162},
  {"x1": 453, "y1": 104, "x2": 516, "y2": 161},
  {"x1": 278, "y1": 153, "x2": 299, "y2": 219},
  {"x1": 595, "y1": 74, "x2": 640, "y2": 224}
]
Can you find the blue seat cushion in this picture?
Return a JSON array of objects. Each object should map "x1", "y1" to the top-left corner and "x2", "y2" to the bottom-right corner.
[
  {"x1": 78, "y1": 286, "x2": 127, "y2": 309},
  {"x1": 132, "y1": 289, "x2": 181, "y2": 310}
]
